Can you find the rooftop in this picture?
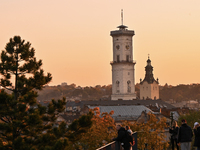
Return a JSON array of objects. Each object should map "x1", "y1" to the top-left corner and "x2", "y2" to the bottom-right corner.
[
  {"x1": 66, "y1": 99, "x2": 176, "y2": 110},
  {"x1": 88, "y1": 105, "x2": 152, "y2": 118}
]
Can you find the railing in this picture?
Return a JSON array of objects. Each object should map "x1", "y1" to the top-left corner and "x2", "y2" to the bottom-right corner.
[
  {"x1": 96, "y1": 141, "x2": 122, "y2": 150},
  {"x1": 96, "y1": 132, "x2": 137, "y2": 150}
]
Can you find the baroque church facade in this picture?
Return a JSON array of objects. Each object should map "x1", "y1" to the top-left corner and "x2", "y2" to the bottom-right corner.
[{"x1": 140, "y1": 57, "x2": 159, "y2": 100}]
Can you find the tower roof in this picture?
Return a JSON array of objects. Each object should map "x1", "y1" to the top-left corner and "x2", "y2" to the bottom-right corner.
[
  {"x1": 140, "y1": 56, "x2": 159, "y2": 84},
  {"x1": 117, "y1": 25, "x2": 128, "y2": 29}
]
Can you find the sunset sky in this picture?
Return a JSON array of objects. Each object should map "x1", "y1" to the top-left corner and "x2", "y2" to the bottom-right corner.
[{"x1": 1, "y1": 0, "x2": 200, "y2": 87}]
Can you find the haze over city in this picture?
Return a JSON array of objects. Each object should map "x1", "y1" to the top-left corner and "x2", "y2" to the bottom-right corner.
[{"x1": 1, "y1": 0, "x2": 200, "y2": 87}]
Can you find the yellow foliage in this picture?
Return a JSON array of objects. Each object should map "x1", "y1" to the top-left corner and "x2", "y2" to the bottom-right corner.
[
  {"x1": 65, "y1": 111, "x2": 169, "y2": 150},
  {"x1": 68, "y1": 107, "x2": 117, "y2": 150}
]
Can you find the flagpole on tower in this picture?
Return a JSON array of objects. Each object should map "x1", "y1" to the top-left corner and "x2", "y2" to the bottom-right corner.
[{"x1": 121, "y1": 9, "x2": 123, "y2": 25}]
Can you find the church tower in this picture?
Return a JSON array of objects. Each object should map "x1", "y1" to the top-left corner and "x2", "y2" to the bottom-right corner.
[
  {"x1": 110, "y1": 11, "x2": 136, "y2": 100},
  {"x1": 140, "y1": 56, "x2": 159, "y2": 100}
]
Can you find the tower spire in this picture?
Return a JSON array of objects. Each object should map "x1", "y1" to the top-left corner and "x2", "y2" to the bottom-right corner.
[{"x1": 121, "y1": 9, "x2": 123, "y2": 25}]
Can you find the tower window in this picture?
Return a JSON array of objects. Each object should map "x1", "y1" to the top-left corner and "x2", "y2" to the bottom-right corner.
[
  {"x1": 116, "y1": 81, "x2": 120, "y2": 87},
  {"x1": 126, "y1": 55, "x2": 129, "y2": 62},
  {"x1": 116, "y1": 81, "x2": 120, "y2": 93},
  {"x1": 127, "y1": 80, "x2": 131, "y2": 93},
  {"x1": 117, "y1": 55, "x2": 120, "y2": 62}
]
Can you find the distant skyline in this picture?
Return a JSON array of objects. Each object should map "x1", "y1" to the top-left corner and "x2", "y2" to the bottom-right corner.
[{"x1": 1, "y1": 0, "x2": 200, "y2": 87}]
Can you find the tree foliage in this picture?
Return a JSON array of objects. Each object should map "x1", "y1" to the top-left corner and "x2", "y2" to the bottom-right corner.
[
  {"x1": 178, "y1": 110, "x2": 200, "y2": 129},
  {"x1": 0, "y1": 36, "x2": 93, "y2": 150},
  {"x1": 65, "y1": 107, "x2": 116, "y2": 150}
]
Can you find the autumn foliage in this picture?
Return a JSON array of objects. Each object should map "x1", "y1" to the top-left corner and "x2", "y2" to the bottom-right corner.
[{"x1": 66, "y1": 107, "x2": 116, "y2": 150}]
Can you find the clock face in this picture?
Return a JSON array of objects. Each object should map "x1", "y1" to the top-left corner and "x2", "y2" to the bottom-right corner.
[
  {"x1": 126, "y1": 45, "x2": 130, "y2": 50},
  {"x1": 116, "y1": 45, "x2": 120, "y2": 50}
]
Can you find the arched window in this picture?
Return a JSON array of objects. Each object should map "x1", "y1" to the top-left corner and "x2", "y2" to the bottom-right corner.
[{"x1": 127, "y1": 80, "x2": 131, "y2": 93}]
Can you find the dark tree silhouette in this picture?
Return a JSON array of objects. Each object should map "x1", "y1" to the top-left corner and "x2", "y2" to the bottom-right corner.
[{"x1": 0, "y1": 36, "x2": 93, "y2": 150}]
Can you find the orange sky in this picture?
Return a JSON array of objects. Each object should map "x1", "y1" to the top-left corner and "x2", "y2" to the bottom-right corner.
[{"x1": 1, "y1": 0, "x2": 200, "y2": 87}]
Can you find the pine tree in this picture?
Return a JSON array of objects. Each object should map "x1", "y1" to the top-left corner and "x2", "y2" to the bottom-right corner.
[{"x1": 0, "y1": 36, "x2": 93, "y2": 150}]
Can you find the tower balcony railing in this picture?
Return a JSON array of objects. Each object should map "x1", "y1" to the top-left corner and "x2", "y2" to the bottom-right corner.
[
  {"x1": 110, "y1": 60, "x2": 136, "y2": 65},
  {"x1": 96, "y1": 132, "x2": 137, "y2": 150}
]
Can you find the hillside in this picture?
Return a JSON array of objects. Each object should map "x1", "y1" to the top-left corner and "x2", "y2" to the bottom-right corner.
[
  {"x1": 37, "y1": 84, "x2": 112, "y2": 101},
  {"x1": 159, "y1": 83, "x2": 200, "y2": 102},
  {"x1": 37, "y1": 83, "x2": 200, "y2": 102}
]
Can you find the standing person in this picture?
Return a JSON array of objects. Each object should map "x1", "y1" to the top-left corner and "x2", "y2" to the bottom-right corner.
[
  {"x1": 169, "y1": 121, "x2": 179, "y2": 150},
  {"x1": 193, "y1": 122, "x2": 200, "y2": 150},
  {"x1": 178, "y1": 119, "x2": 193, "y2": 150},
  {"x1": 125, "y1": 126, "x2": 134, "y2": 150},
  {"x1": 126, "y1": 130, "x2": 134, "y2": 150},
  {"x1": 112, "y1": 125, "x2": 126, "y2": 148}
]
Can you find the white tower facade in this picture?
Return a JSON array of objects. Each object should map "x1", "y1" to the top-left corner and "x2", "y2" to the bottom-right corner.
[{"x1": 110, "y1": 24, "x2": 136, "y2": 100}]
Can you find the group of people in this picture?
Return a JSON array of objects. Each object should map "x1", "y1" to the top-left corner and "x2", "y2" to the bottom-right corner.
[
  {"x1": 169, "y1": 119, "x2": 200, "y2": 150},
  {"x1": 112, "y1": 125, "x2": 134, "y2": 150},
  {"x1": 113, "y1": 119, "x2": 200, "y2": 150}
]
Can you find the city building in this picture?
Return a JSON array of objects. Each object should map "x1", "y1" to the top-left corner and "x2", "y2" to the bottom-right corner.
[
  {"x1": 110, "y1": 18, "x2": 136, "y2": 100},
  {"x1": 140, "y1": 56, "x2": 159, "y2": 100}
]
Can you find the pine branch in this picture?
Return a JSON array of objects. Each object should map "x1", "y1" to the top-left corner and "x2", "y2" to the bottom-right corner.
[
  {"x1": 0, "y1": 117, "x2": 9, "y2": 123},
  {"x1": 5, "y1": 116, "x2": 12, "y2": 123},
  {"x1": 0, "y1": 132, "x2": 6, "y2": 137},
  {"x1": 7, "y1": 71, "x2": 15, "y2": 75},
  {"x1": 18, "y1": 71, "x2": 28, "y2": 75},
  {"x1": 0, "y1": 84, "x2": 14, "y2": 91},
  {"x1": 18, "y1": 59, "x2": 24, "y2": 62}
]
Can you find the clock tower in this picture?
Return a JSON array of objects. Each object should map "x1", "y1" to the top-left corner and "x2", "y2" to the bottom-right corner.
[{"x1": 110, "y1": 14, "x2": 136, "y2": 100}]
